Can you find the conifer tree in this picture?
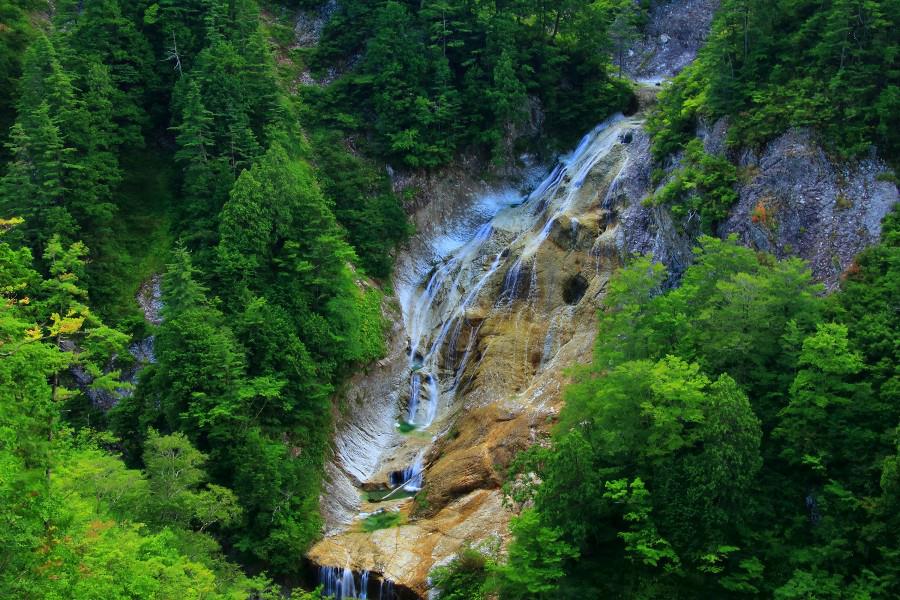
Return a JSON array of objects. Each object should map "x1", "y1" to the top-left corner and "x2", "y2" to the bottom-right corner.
[{"x1": 0, "y1": 104, "x2": 76, "y2": 250}]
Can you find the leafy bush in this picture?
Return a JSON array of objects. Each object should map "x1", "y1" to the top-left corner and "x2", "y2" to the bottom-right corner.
[{"x1": 648, "y1": 139, "x2": 739, "y2": 233}]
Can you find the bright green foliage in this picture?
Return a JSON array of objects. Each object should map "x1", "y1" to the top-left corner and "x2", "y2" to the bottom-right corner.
[
  {"x1": 497, "y1": 509, "x2": 579, "y2": 599},
  {"x1": 649, "y1": 138, "x2": 739, "y2": 233},
  {"x1": 775, "y1": 324, "x2": 873, "y2": 479},
  {"x1": 0, "y1": 221, "x2": 270, "y2": 598},
  {"x1": 5, "y1": 0, "x2": 895, "y2": 597},
  {"x1": 361, "y1": 510, "x2": 403, "y2": 532},
  {"x1": 504, "y1": 222, "x2": 900, "y2": 597},
  {"x1": 431, "y1": 547, "x2": 492, "y2": 600},
  {"x1": 142, "y1": 430, "x2": 242, "y2": 530},
  {"x1": 602, "y1": 477, "x2": 679, "y2": 569},
  {"x1": 649, "y1": 0, "x2": 900, "y2": 160}
]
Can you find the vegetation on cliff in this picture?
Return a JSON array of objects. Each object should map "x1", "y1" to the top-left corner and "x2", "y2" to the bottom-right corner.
[
  {"x1": 0, "y1": 0, "x2": 395, "y2": 592},
  {"x1": 649, "y1": 0, "x2": 899, "y2": 161}
]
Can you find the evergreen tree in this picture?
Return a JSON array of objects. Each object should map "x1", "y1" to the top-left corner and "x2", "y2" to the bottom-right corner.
[{"x1": 0, "y1": 103, "x2": 76, "y2": 250}]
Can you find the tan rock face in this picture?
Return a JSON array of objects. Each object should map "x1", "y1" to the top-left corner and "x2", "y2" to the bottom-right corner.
[
  {"x1": 308, "y1": 116, "x2": 642, "y2": 598},
  {"x1": 309, "y1": 489, "x2": 510, "y2": 598},
  {"x1": 415, "y1": 406, "x2": 532, "y2": 518}
]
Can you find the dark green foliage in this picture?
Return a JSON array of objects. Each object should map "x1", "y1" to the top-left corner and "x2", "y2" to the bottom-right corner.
[
  {"x1": 303, "y1": 0, "x2": 635, "y2": 167},
  {"x1": 0, "y1": 1, "x2": 40, "y2": 157},
  {"x1": 503, "y1": 221, "x2": 900, "y2": 598},
  {"x1": 95, "y1": 1, "x2": 389, "y2": 577},
  {"x1": 649, "y1": 0, "x2": 900, "y2": 161},
  {"x1": 55, "y1": 0, "x2": 157, "y2": 150},
  {"x1": 4, "y1": 0, "x2": 896, "y2": 596},
  {"x1": 309, "y1": 129, "x2": 410, "y2": 278},
  {"x1": 431, "y1": 547, "x2": 491, "y2": 600},
  {"x1": 1, "y1": 0, "x2": 395, "y2": 589}
]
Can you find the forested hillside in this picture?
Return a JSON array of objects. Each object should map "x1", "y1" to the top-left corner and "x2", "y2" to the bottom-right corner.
[
  {"x1": 0, "y1": 0, "x2": 897, "y2": 599},
  {"x1": 297, "y1": 0, "x2": 638, "y2": 166},
  {"x1": 0, "y1": 0, "x2": 400, "y2": 595},
  {"x1": 489, "y1": 219, "x2": 900, "y2": 598},
  {"x1": 650, "y1": 0, "x2": 899, "y2": 160}
]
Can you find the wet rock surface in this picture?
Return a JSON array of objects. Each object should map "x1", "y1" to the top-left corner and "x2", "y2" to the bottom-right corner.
[{"x1": 310, "y1": 118, "x2": 640, "y2": 596}]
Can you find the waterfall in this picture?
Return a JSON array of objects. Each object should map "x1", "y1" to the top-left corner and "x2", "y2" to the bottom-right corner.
[
  {"x1": 406, "y1": 373, "x2": 421, "y2": 425},
  {"x1": 319, "y1": 567, "x2": 396, "y2": 600},
  {"x1": 396, "y1": 114, "x2": 632, "y2": 433},
  {"x1": 319, "y1": 566, "x2": 358, "y2": 599},
  {"x1": 402, "y1": 449, "x2": 425, "y2": 491},
  {"x1": 360, "y1": 571, "x2": 369, "y2": 599},
  {"x1": 379, "y1": 578, "x2": 395, "y2": 600},
  {"x1": 311, "y1": 114, "x2": 642, "y2": 597}
]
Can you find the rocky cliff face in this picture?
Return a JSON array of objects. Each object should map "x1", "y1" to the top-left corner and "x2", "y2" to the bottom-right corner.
[
  {"x1": 722, "y1": 128, "x2": 896, "y2": 289},
  {"x1": 71, "y1": 275, "x2": 161, "y2": 410},
  {"x1": 616, "y1": 123, "x2": 898, "y2": 289},
  {"x1": 308, "y1": 111, "x2": 896, "y2": 600},
  {"x1": 624, "y1": 0, "x2": 719, "y2": 82},
  {"x1": 309, "y1": 117, "x2": 646, "y2": 597}
]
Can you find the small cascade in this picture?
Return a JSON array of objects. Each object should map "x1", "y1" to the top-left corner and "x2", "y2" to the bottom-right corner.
[
  {"x1": 451, "y1": 320, "x2": 484, "y2": 391},
  {"x1": 319, "y1": 567, "x2": 397, "y2": 600},
  {"x1": 518, "y1": 117, "x2": 625, "y2": 260},
  {"x1": 423, "y1": 375, "x2": 439, "y2": 426},
  {"x1": 360, "y1": 571, "x2": 370, "y2": 599},
  {"x1": 320, "y1": 566, "x2": 358, "y2": 599},
  {"x1": 406, "y1": 373, "x2": 421, "y2": 425},
  {"x1": 496, "y1": 258, "x2": 525, "y2": 307},
  {"x1": 401, "y1": 450, "x2": 425, "y2": 491},
  {"x1": 379, "y1": 578, "x2": 395, "y2": 600}
]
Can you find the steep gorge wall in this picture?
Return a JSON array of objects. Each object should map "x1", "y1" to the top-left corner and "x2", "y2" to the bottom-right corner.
[
  {"x1": 310, "y1": 120, "x2": 643, "y2": 597},
  {"x1": 617, "y1": 122, "x2": 897, "y2": 289}
]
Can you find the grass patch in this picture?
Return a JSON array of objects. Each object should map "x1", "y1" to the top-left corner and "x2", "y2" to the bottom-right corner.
[
  {"x1": 361, "y1": 510, "x2": 403, "y2": 532},
  {"x1": 397, "y1": 421, "x2": 417, "y2": 434}
]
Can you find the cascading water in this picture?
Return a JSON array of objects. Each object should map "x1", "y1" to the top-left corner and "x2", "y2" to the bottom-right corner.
[
  {"x1": 360, "y1": 571, "x2": 370, "y2": 599},
  {"x1": 401, "y1": 449, "x2": 425, "y2": 491},
  {"x1": 320, "y1": 567, "x2": 396, "y2": 600},
  {"x1": 398, "y1": 114, "x2": 631, "y2": 432},
  {"x1": 319, "y1": 566, "x2": 357, "y2": 599}
]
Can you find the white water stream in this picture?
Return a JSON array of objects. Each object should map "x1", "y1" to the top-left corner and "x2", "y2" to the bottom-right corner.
[{"x1": 396, "y1": 115, "x2": 630, "y2": 431}]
